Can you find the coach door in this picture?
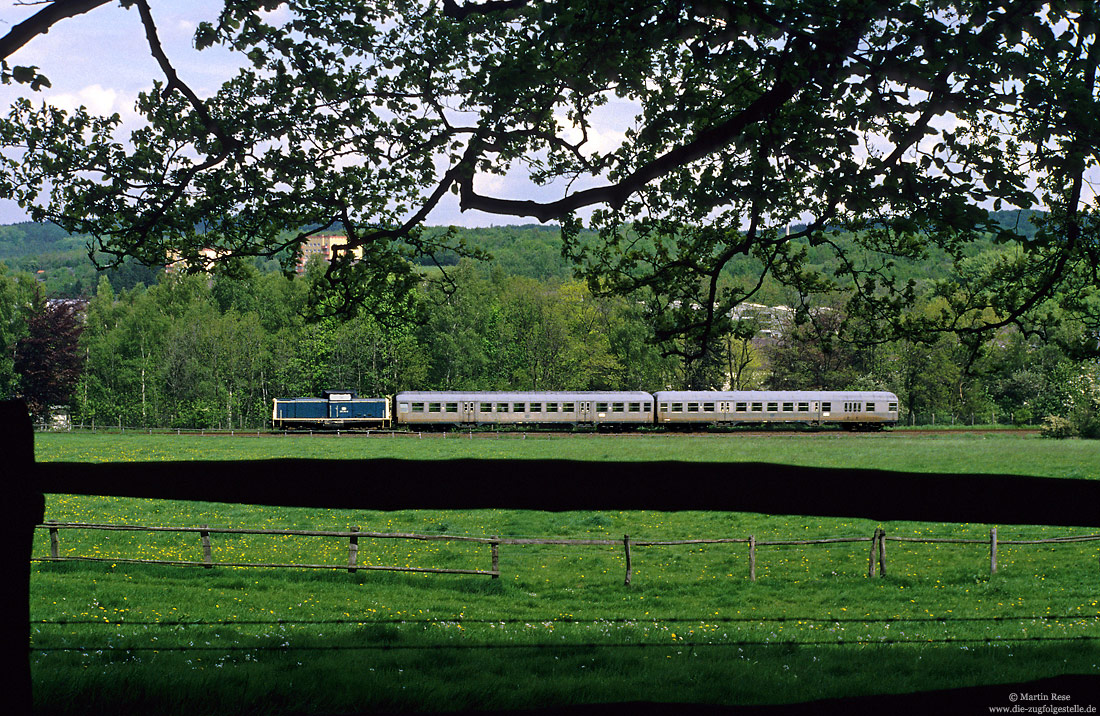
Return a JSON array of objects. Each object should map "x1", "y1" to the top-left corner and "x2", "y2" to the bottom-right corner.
[
  {"x1": 461, "y1": 401, "x2": 476, "y2": 424},
  {"x1": 579, "y1": 401, "x2": 591, "y2": 424}
]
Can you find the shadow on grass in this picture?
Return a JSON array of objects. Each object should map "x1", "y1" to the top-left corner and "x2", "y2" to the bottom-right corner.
[{"x1": 31, "y1": 636, "x2": 1100, "y2": 716}]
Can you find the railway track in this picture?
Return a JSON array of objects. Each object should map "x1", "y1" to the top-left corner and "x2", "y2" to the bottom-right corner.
[{"x1": 119, "y1": 427, "x2": 1040, "y2": 438}]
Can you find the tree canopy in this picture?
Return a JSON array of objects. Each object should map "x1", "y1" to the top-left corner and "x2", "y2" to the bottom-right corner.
[{"x1": 1, "y1": 1, "x2": 1098, "y2": 356}]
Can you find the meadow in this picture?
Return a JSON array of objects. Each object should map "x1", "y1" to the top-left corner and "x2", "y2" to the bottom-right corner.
[
  {"x1": 32, "y1": 428, "x2": 1100, "y2": 479},
  {"x1": 29, "y1": 431, "x2": 1100, "y2": 714}
]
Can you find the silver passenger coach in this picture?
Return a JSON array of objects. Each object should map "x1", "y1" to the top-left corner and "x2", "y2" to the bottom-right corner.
[
  {"x1": 395, "y1": 391, "x2": 654, "y2": 427},
  {"x1": 654, "y1": 391, "x2": 899, "y2": 429}
]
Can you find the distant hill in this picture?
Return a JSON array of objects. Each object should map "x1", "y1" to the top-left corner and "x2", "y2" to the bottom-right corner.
[
  {"x1": 0, "y1": 221, "x2": 78, "y2": 258},
  {"x1": 0, "y1": 210, "x2": 1052, "y2": 299}
]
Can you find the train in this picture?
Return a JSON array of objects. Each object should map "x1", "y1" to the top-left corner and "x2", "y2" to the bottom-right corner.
[{"x1": 272, "y1": 389, "x2": 899, "y2": 431}]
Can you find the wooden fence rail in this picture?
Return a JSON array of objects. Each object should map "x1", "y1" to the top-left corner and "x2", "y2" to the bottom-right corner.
[{"x1": 33, "y1": 521, "x2": 1100, "y2": 585}]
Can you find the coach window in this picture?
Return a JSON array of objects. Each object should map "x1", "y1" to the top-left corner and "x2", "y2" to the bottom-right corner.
[
  {"x1": 513, "y1": 403, "x2": 526, "y2": 412},
  {"x1": 821, "y1": 402, "x2": 831, "y2": 412},
  {"x1": 866, "y1": 403, "x2": 875, "y2": 412},
  {"x1": 480, "y1": 403, "x2": 492, "y2": 412},
  {"x1": 751, "y1": 402, "x2": 762, "y2": 412},
  {"x1": 735, "y1": 402, "x2": 747, "y2": 412},
  {"x1": 546, "y1": 402, "x2": 558, "y2": 413},
  {"x1": 671, "y1": 402, "x2": 683, "y2": 412},
  {"x1": 687, "y1": 402, "x2": 699, "y2": 413},
  {"x1": 411, "y1": 402, "x2": 424, "y2": 413},
  {"x1": 496, "y1": 402, "x2": 509, "y2": 412},
  {"x1": 398, "y1": 403, "x2": 409, "y2": 413},
  {"x1": 628, "y1": 402, "x2": 641, "y2": 412},
  {"x1": 888, "y1": 402, "x2": 898, "y2": 412},
  {"x1": 612, "y1": 403, "x2": 625, "y2": 412},
  {"x1": 798, "y1": 402, "x2": 809, "y2": 412},
  {"x1": 428, "y1": 402, "x2": 442, "y2": 413},
  {"x1": 782, "y1": 402, "x2": 794, "y2": 412},
  {"x1": 596, "y1": 402, "x2": 609, "y2": 412},
  {"x1": 446, "y1": 402, "x2": 458, "y2": 413},
  {"x1": 703, "y1": 402, "x2": 715, "y2": 412},
  {"x1": 562, "y1": 402, "x2": 575, "y2": 412},
  {"x1": 530, "y1": 403, "x2": 542, "y2": 412},
  {"x1": 767, "y1": 402, "x2": 778, "y2": 412}
]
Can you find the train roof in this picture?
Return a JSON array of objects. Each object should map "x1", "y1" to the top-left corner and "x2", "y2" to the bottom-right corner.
[
  {"x1": 654, "y1": 390, "x2": 899, "y2": 401},
  {"x1": 396, "y1": 391, "x2": 654, "y2": 401}
]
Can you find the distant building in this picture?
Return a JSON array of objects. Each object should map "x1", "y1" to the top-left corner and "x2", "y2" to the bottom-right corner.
[
  {"x1": 296, "y1": 234, "x2": 363, "y2": 273},
  {"x1": 728, "y1": 303, "x2": 793, "y2": 340},
  {"x1": 165, "y1": 247, "x2": 229, "y2": 273}
]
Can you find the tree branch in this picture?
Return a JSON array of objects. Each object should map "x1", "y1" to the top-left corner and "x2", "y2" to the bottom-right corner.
[
  {"x1": 441, "y1": 0, "x2": 532, "y2": 21},
  {"x1": 133, "y1": 0, "x2": 238, "y2": 152},
  {"x1": 0, "y1": 0, "x2": 111, "y2": 61}
]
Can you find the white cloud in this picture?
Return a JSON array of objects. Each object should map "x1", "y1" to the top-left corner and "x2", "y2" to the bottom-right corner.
[{"x1": 46, "y1": 84, "x2": 120, "y2": 116}]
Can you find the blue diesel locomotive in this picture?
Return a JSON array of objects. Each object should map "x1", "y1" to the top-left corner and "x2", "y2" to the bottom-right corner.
[{"x1": 272, "y1": 390, "x2": 391, "y2": 429}]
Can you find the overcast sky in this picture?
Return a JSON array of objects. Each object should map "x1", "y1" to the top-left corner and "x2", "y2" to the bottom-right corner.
[{"x1": 0, "y1": 0, "x2": 626, "y2": 228}]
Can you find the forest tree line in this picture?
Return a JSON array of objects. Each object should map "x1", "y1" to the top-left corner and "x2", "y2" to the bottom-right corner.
[{"x1": 1, "y1": 236, "x2": 1097, "y2": 435}]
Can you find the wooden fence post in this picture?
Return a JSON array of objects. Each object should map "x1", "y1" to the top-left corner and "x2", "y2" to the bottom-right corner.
[
  {"x1": 200, "y1": 524, "x2": 213, "y2": 568},
  {"x1": 491, "y1": 539, "x2": 500, "y2": 579},
  {"x1": 877, "y1": 528, "x2": 887, "y2": 578},
  {"x1": 868, "y1": 530, "x2": 878, "y2": 578},
  {"x1": 990, "y1": 527, "x2": 998, "y2": 575},
  {"x1": 48, "y1": 520, "x2": 59, "y2": 559},
  {"x1": 348, "y1": 526, "x2": 359, "y2": 573},
  {"x1": 749, "y1": 535, "x2": 756, "y2": 582},
  {"x1": 623, "y1": 535, "x2": 632, "y2": 587}
]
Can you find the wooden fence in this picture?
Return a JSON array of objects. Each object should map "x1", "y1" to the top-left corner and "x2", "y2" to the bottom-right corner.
[{"x1": 32, "y1": 521, "x2": 1100, "y2": 585}]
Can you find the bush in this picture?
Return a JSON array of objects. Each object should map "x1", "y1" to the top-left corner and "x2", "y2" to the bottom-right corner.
[{"x1": 1039, "y1": 415, "x2": 1076, "y2": 439}]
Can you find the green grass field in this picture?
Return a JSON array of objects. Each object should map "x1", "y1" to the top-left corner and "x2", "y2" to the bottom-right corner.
[
  {"x1": 32, "y1": 429, "x2": 1100, "y2": 478},
  {"x1": 29, "y1": 432, "x2": 1100, "y2": 715}
]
